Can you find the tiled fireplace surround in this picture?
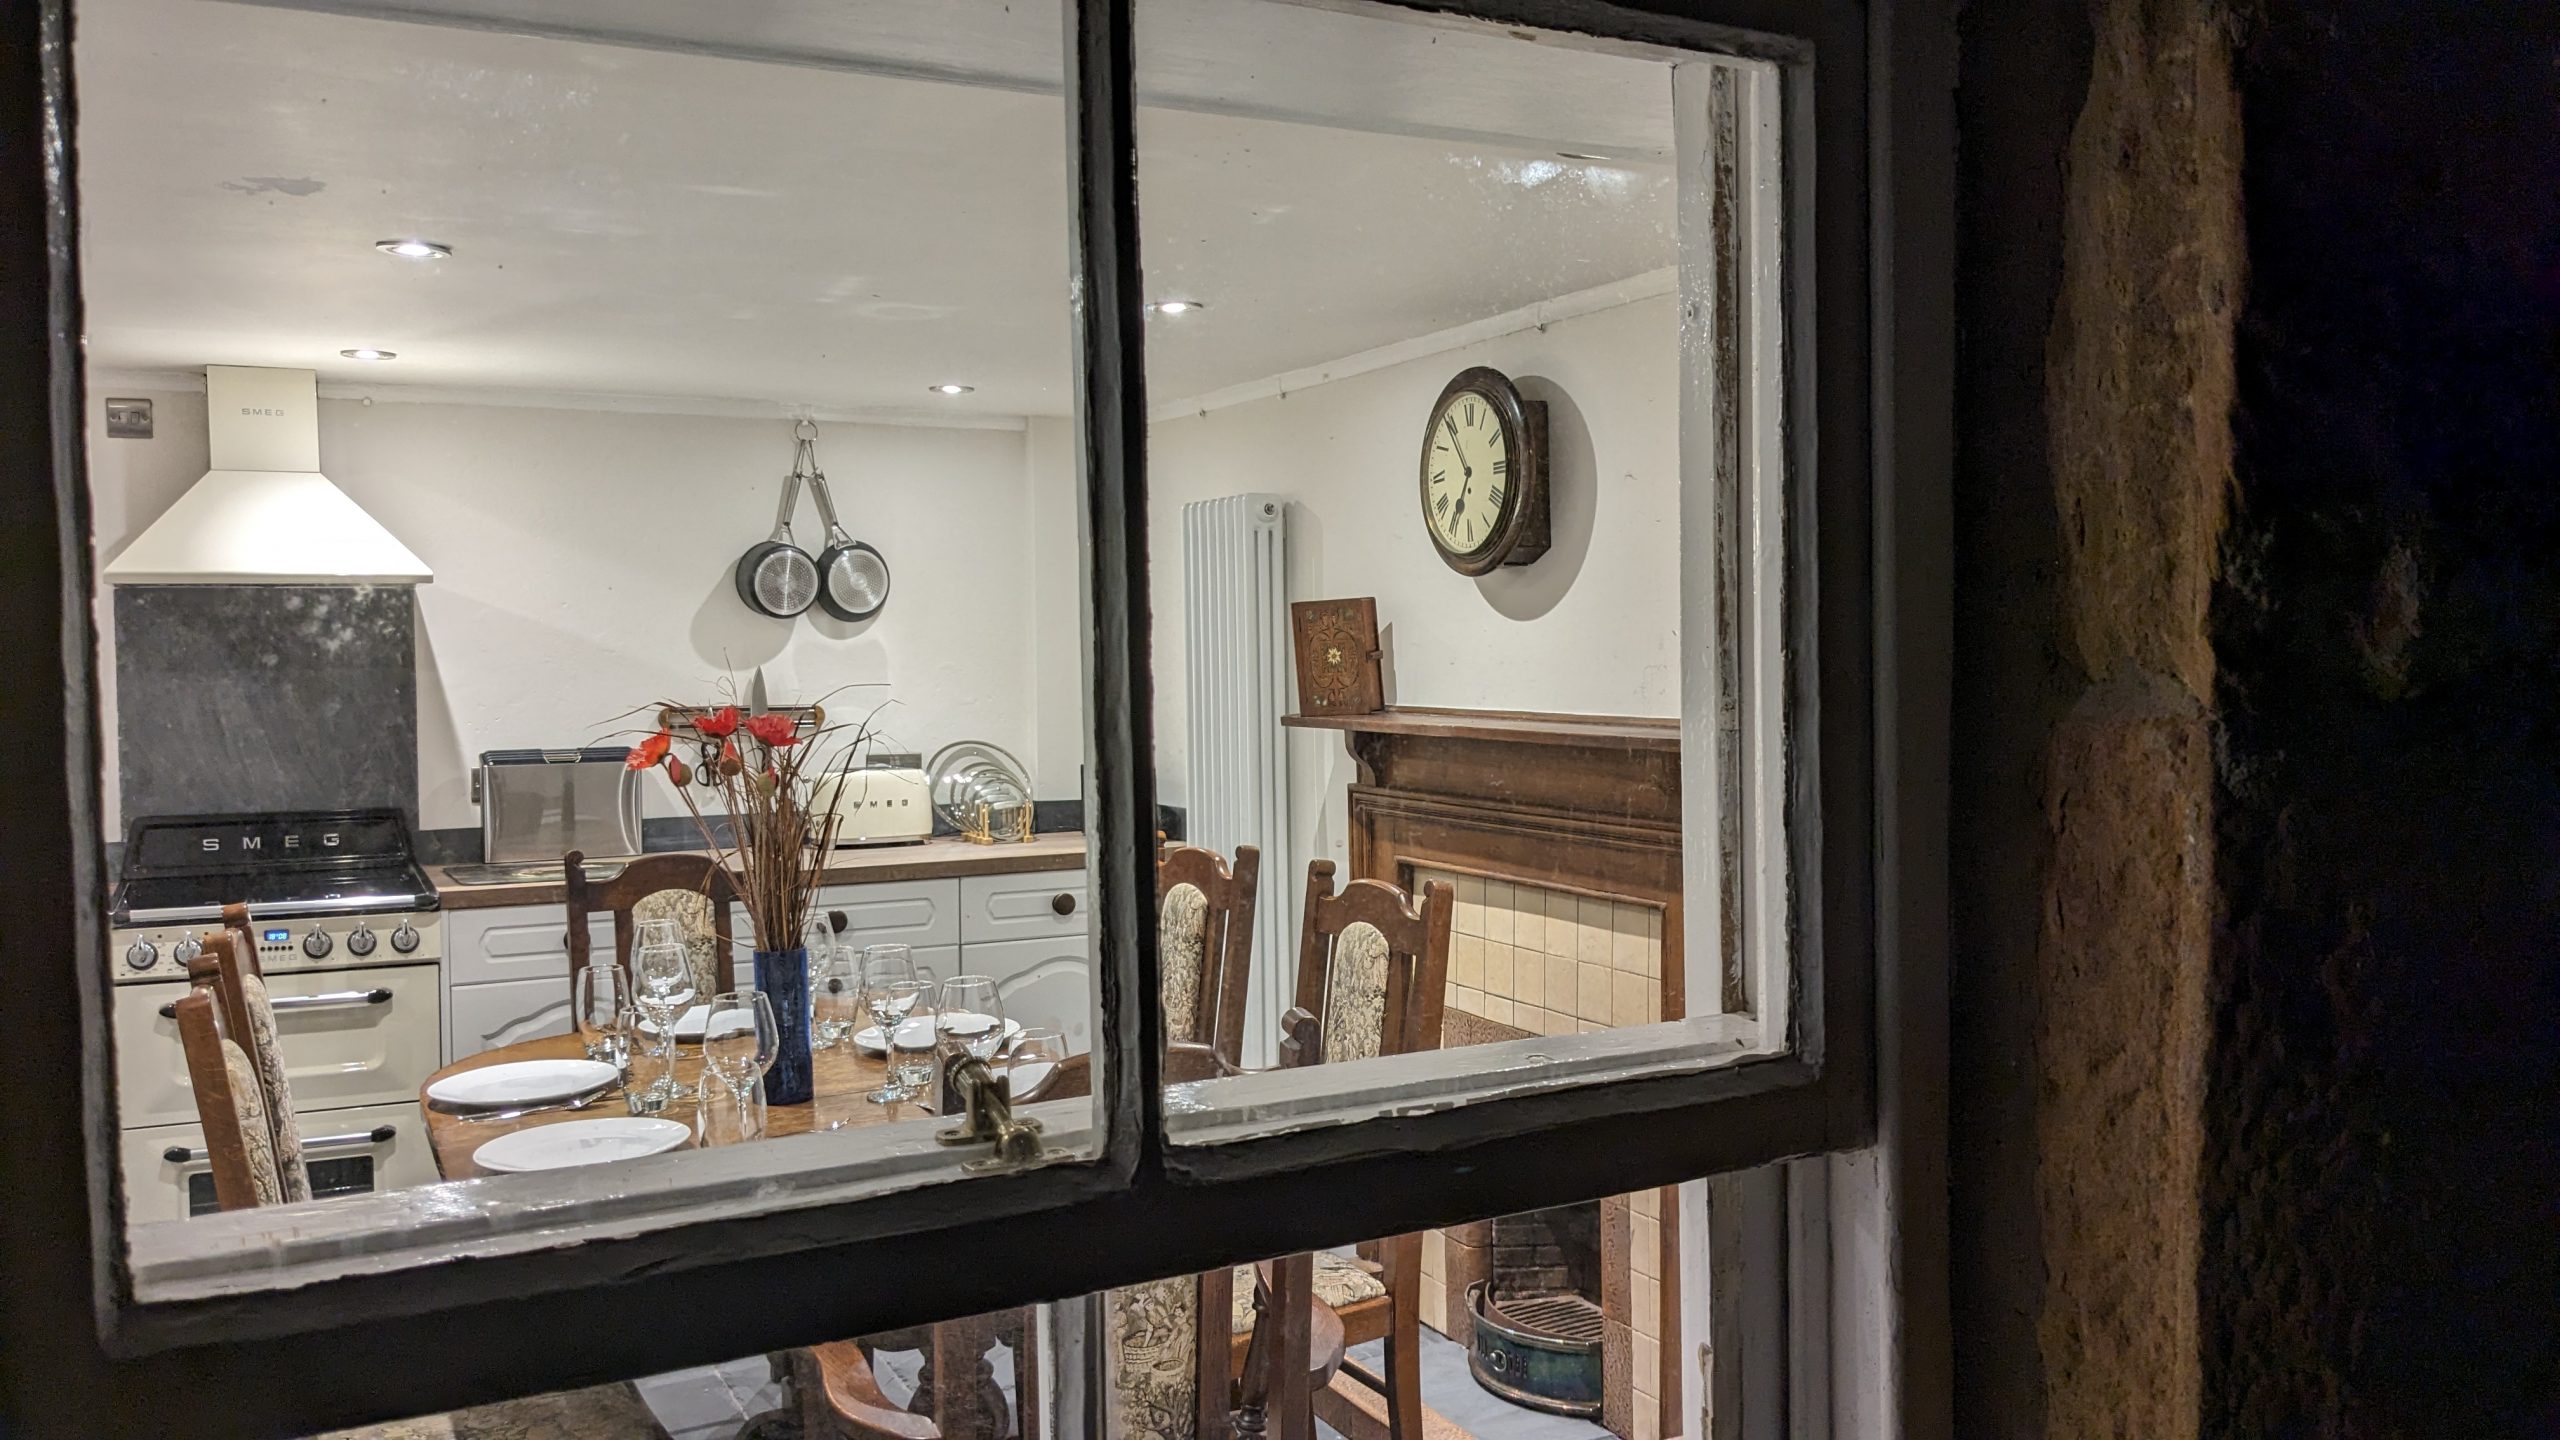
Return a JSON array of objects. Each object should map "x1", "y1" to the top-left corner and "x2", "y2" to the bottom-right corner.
[{"x1": 1286, "y1": 708, "x2": 1687, "y2": 1440}]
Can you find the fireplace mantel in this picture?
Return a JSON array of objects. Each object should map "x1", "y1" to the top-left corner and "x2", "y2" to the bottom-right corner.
[{"x1": 1282, "y1": 707, "x2": 1681, "y2": 839}]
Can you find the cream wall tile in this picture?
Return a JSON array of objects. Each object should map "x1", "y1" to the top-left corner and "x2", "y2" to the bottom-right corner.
[
  {"x1": 1516, "y1": 951, "x2": 1545, "y2": 1006},
  {"x1": 1484, "y1": 942, "x2": 1514, "y2": 998},
  {"x1": 1612, "y1": 911, "x2": 1651, "y2": 973},
  {"x1": 1485, "y1": 994, "x2": 1513, "y2": 1025},
  {"x1": 1633, "y1": 1272, "x2": 1659, "y2": 1334},
  {"x1": 1424, "y1": 1228, "x2": 1446, "y2": 1272},
  {"x1": 1546, "y1": 954, "x2": 1578, "y2": 1009},
  {"x1": 1634, "y1": 1404, "x2": 1660, "y2": 1440},
  {"x1": 1512, "y1": 896, "x2": 1545, "y2": 954},
  {"x1": 1546, "y1": 888, "x2": 1580, "y2": 950},
  {"x1": 1454, "y1": 874, "x2": 1486, "y2": 936},
  {"x1": 1612, "y1": 970, "x2": 1651, "y2": 1027},
  {"x1": 1578, "y1": 962, "x2": 1611, "y2": 1023},
  {"x1": 1453, "y1": 985, "x2": 1481, "y2": 1016},
  {"x1": 1632, "y1": 1187, "x2": 1659, "y2": 1219},
  {"x1": 1576, "y1": 905, "x2": 1611, "y2": 966},
  {"x1": 1422, "y1": 1285, "x2": 1447, "y2": 1337},
  {"x1": 1485, "y1": 881, "x2": 1516, "y2": 943},
  {"x1": 1542, "y1": 1007, "x2": 1573, "y2": 1036},
  {"x1": 1452, "y1": 933, "x2": 1483, "y2": 989},
  {"x1": 1580, "y1": 1017, "x2": 1607, "y2": 1034},
  {"x1": 1633, "y1": 1212, "x2": 1659, "y2": 1276}
]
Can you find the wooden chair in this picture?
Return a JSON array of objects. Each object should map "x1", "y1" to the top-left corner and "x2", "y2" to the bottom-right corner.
[
  {"x1": 186, "y1": 925, "x2": 312, "y2": 1203},
  {"x1": 564, "y1": 849, "x2": 741, "y2": 997},
  {"x1": 1281, "y1": 860, "x2": 1454, "y2": 1440},
  {"x1": 1156, "y1": 841, "x2": 1261, "y2": 1069},
  {"x1": 173, "y1": 987, "x2": 285, "y2": 1211}
]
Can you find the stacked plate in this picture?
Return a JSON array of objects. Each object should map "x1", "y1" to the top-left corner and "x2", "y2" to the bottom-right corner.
[
  {"x1": 426, "y1": 1059, "x2": 688, "y2": 1173},
  {"x1": 927, "y1": 741, "x2": 1032, "y2": 834}
]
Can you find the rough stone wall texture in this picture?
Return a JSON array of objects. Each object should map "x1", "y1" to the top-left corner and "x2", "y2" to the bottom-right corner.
[
  {"x1": 2035, "y1": 0, "x2": 2239, "y2": 1436},
  {"x1": 2208, "y1": 2, "x2": 2560, "y2": 1434}
]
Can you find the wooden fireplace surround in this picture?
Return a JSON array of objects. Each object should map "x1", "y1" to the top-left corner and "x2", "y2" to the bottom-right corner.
[{"x1": 1283, "y1": 705, "x2": 1689, "y2": 1440}]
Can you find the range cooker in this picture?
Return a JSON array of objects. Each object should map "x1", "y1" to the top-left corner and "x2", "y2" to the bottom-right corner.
[{"x1": 109, "y1": 810, "x2": 446, "y2": 1223}]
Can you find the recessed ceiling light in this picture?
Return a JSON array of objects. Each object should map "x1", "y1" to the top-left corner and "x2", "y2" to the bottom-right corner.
[
  {"x1": 1148, "y1": 299, "x2": 1205, "y2": 316},
  {"x1": 930, "y1": 383, "x2": 974, "y2": 396},
  {"x1": 340, "y1": 348, "x2": 397, "y2": 361},
  {"x1": 374, "y1": 239, "x2": 452, "y2": 260}
]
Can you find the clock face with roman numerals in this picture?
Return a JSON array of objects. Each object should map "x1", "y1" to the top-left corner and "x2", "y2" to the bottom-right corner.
[{"x1": 1417, "y1": 367, "x2": 1549, "y2": 575}]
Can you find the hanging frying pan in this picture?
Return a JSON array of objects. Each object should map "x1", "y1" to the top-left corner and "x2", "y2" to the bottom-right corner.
[
  {"x1": 798, "y1": 423, "x2": 892, "y2": 621},
  {"x1": 734, "y1": 463, "x2": 818, "y2": 617}
]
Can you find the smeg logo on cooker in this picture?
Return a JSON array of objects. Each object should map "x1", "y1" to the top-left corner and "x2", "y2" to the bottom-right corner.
[{"x1": 199, "y1": 831, "x2": 340, "y2": 852}]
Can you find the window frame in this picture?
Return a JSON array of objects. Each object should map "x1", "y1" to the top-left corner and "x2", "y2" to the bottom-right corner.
[{"x1": 0, "y1": 0, "x2": 1951, "y2": 1433}]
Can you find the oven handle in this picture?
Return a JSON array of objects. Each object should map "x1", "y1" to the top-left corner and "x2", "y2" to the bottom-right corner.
[
  {"x1": 159, "y1": 987, "x2": 394, "y2": 1019},
  {"x1": 163, "y1": 1124, "x2": 396, "y2": 1164}
]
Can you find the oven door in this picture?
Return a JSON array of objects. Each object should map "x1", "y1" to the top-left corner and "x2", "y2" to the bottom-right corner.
[
  {"x1": 118, "y1": 1100, "x2": 439, "y2": 1225},
  {"x1": 113, "y1": 961, "x2": 444, "y2": 1128}
]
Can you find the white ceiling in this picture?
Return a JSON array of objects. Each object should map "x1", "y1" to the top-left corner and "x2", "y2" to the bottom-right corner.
[{"x1": 74, "y1": 0, "x2": 1679, "y2": 418}]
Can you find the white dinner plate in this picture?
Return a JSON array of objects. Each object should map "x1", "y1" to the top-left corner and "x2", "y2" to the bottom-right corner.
[
  {"x1": 1007, "y1": 1058, "x2": 1058, "y2": 1094},
  {"x1": 852, "y1": 1014, "x2": 1021, "y2": 1055},
  {"x1": 472, "y1": 1117, "x2": 691, "y2": 1173},
  {"x1": 637, "y1": 1004, "x2": 710, "y2": 1042},
  {"x1": 426, "y1": 1058, "x2": 622, "y2": 1110}
]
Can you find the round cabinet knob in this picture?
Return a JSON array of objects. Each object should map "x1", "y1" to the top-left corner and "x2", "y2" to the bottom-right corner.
[
  {"x1": 123, "y1": 940, "x2": 159, "y2": 972},
  {"x1": 345, "y1": 924, "x2": 377, "y2": 956},
  {"x1": 301, "y1": 927, "x2": 334, "y2": 959},
  {"x1": 389, "y1": 923, "x2": 421, "y2": 954},
  {"x1": 1050, "y1": 892, "x2": 1078, "y2": 916},
  {"x1": 171, "y1": 936, "x2": 202, "y2": 966}
]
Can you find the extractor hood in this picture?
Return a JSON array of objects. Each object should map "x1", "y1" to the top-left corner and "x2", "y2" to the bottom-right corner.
[{"x1": 102, "y1": 365, "x2": 431, "y2": 585}]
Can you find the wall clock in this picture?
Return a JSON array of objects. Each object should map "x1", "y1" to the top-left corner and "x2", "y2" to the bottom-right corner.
[{"x1": 1418, "y1": 365, "x2": 1549, "y2": 575}]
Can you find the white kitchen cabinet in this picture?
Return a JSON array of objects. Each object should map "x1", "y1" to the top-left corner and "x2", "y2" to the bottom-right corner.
[
  {"x1": 959, "y1": 870, "x2": 1090, "y2": 946},
  {"x1": 443, "y1": 906, "x2": 608, "y2": 1060},
  {"x1": 448, "y1": 974, "x2": 576, "y2": 1058},
  {"x1": 814, "y1": 877, "x2": 960, "y2": 949},
  {"x1": 960, "y1": 933, "x2": 1096, "y2": 1055}
]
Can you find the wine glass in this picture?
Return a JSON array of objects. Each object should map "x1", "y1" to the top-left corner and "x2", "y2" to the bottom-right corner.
[
  {"x1": 574, "y1": 961, "x2": 635, "y2": 1073},
  {"x1": 895, "y1": 962, "x2": 940, "y2": 1092},
  {"x1": 937, "y1": 976, "x2": 1007, "y2": 1064},
  {"x1": 864, "y1": 979, "x2": 931, "y2": 1104},
  {"x1": 635, "y1": 916, "x2": 682, "y2": 952},
  {"x1": 701, "y1": 990, "x2": 778, "y2": 1142},
  {"x1": 1007, "y1": 1026, "x2": 1065, "y2": 1102},
  {"x1": 812, "y1": 947, "x2": 860, "y2": 1050},
  {"x1": 631, "y1": 940, "x2": 696, "y2": 1112}
]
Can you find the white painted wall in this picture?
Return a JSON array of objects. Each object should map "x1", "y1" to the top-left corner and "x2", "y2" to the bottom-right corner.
[
  {"x1": 88, "y1": 389, "x2": 1049, "y2": 833},
  {"x1": 1143, "y1": 293, "x2": 1678, "y2": 875}
]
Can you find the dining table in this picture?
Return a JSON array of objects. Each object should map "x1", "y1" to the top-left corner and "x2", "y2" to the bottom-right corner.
[{"x1": 419, "y1": 1029, "x2": 936, "y2": 1181}]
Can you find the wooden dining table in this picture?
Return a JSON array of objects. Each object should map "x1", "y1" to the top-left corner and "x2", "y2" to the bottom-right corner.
[{"x1": 419, "y1": 1030, "x2": 935, "y2": 1181}]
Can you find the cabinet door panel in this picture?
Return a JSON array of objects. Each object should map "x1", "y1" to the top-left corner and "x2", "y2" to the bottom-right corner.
[
  {"x1": 962, "y1": 934, "x2": 1095, "y2": 1056},
  {"x1": 813, "y1": 879, "x2": 960, "y2": 949},
  {"x1": 446, "y1": 906, "x2": 609, "y2": 988},
  {"x1": 449, "y1": 977, "x2": 575, "y2": 1060},
  {"x1": 959, "y1": 871, "x2": 1091, "y2": 946}
]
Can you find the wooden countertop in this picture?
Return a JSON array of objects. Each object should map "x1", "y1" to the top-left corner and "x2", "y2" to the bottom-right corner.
[{"x1": 427, "y1": 832, "x2": 1088, "y2": 910}]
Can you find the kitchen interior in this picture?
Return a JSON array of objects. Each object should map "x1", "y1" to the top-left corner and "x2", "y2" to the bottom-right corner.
[{"x1": 79, "y1": 1, "x2": 1708, "y2": 1437}]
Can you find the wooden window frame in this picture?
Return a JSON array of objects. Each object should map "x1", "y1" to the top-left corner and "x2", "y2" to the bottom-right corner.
[{"x1": 0, "y1": 0, "x2": 1952, "y2": 1434}]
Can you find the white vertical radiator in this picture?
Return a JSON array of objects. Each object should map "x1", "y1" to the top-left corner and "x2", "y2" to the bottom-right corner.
[{"x1": 1181, "y1": 494, "x2": 1291, "y2": 1069}]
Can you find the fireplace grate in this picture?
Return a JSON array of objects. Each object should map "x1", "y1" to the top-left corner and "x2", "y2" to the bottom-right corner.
[{"x1": 1492, "y1": 1292, "x2": 1606, "y2": 1345}]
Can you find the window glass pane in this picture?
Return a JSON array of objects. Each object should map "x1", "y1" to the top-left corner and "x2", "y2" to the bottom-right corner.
[
  {"x1": 1134, "y1": 0, "x2": 1797, "y2": 1143},
  {"x1": 78, "y1": 0, "x2": 1107, "y2": 1295}
]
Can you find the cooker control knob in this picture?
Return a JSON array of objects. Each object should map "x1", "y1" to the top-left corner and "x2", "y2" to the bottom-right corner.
[
  {"x1": 390, "y1": 922, "x2": 421, "y2": 954},
  {"x1": 345, "y1": 923, "x2": 377, "y2": 956},
  {"x1": 171, "y1": 936, "x2": 202, "y2": 966},
  {"x1": 302, "y1": 927, "x2": 334, "y2": 959},
  {"x1": 123, "y1": 940, "x2": 158, "y2": 972}
]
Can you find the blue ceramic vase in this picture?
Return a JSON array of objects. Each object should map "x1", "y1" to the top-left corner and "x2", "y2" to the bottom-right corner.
[{"x1": 753, "y1": 944, "x2": 814, "y2": 1105}]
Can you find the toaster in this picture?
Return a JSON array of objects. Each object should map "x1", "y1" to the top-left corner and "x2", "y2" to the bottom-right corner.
[{"x1": 813, "y1": 766, "x2": 933, "y2": 847}]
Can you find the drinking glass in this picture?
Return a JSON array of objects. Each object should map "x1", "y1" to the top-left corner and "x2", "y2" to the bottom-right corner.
[
  {"x1": 812, "y1": 946, "x2": 860, "y2": 1050},
  {"x1": 864, "y1": 979, "x2": 931, "y2": 1104},
  {"x1": 937, "y1": 976, "x2": 1008, "y2": 1064},
  {"x1": 701, "y1": 990, "x2": 779, "y2": 1142},
  {"x1": 573, "y1": 961, "x2": 635, "y2": 1073},
  {"x1": 1007, "y1": 1027, "x2": 1066, "y2": 1102},
  {"x1": 635, "y1": 916, "x2": 682, "y2": 951},
  {"x1": 631, "y1": 940, "x2": 697, "y2": 1111},
  {"x1": 894, "y1": 962, "x2": 940, "y2": 1092}
]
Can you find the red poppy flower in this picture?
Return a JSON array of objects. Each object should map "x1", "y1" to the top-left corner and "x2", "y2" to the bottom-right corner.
[
  {"x1": 627, "y1": 730, "x2": 672, "y2": 770},
  {"x1": 743, "y1": 712, "x2": 800, "y2": 748},
  {"x1": 692, "y1": 705, "x2": 742, "y2": 739}
]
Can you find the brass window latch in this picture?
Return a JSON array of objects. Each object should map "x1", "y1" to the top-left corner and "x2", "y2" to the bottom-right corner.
[{"x1": 935, "y1": 1054, "x2": 1059, "y2": 1173}]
